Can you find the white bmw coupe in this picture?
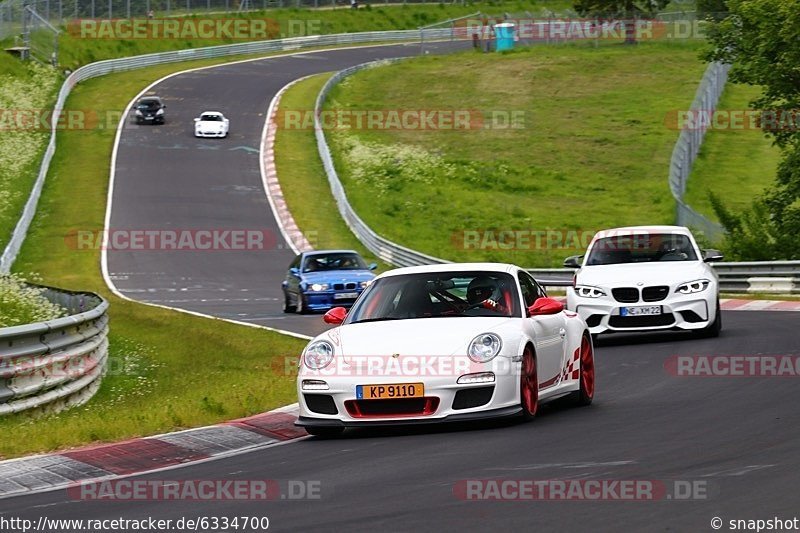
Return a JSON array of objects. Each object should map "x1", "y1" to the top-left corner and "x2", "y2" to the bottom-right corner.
[
  {"x1": 295, "y1": 263, "x2": 595, "y2": 436},
  {"x1": 193, "y1": 111, "x2": 229, "y2": 138},
  {"x1": 565, "y1": 226, "x2": 723, "y2": 337}
]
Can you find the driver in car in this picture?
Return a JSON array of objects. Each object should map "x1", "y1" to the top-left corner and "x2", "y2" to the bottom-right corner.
[{"x1": 466, "y1": 276, "x2": 509, "y2": 314}]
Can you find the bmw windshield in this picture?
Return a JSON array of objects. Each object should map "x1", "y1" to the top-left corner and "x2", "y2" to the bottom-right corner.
[
  {"x1": 346, "y1": 271, "x2": 521, "y2": 323},
  {"x1": 585, "y1": 233, "x2": 699, "y2": 265},
  {"x1": 302, "y1": 253, "x2": 367, "y2": 272}
]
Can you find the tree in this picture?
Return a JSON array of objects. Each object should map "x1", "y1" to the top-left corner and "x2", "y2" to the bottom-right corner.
[
  {"x1": 696, "y1": 0, "x2": 729, "y2": 20},
  {"x1": 705, "y1": 0, "x2": 800, "y2": 259},
  {"x1": 573, "y1": 0, "x2": 671, "y2": 43}
]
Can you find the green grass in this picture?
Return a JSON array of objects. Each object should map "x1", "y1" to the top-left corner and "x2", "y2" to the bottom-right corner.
[
  {"x1": 273, "y1": 73, "x2": 391, "y2": 271},
  {"x1": 57, "y1": 1, "x2": 570, "y2": 69},
  {"x1": 0, "y1": 52, "x2": 322, "y2": 460},
  {"x1": 325, "y1": 41, "x2": 708, "y2": 267},
  {"x1": 684, "y1": 83, "x2": 781, "y2": 222},
  {"x1": 0, "y1": 60, "x2": 60, "y2": 255}
]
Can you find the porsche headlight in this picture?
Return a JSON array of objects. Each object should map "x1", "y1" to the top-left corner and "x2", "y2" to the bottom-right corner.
[
  {"x1": 675, "y1": 279, "x2": 710, "y2": 294},
  {"x1": 575, "y1": 285, "x2": 606, "y2": 298},
  {"x1": 304, "y1": 341, "x2": 334, "y2": 369},
  {"x1": 156, "y1": 108, "x2": 164, "y2": 115},
  {"x1": 135, "y1": 109, "x2": 143, "y2": 116},
  {"x1": 309, "y1": 283, "x2": 329, "y2": 292},
  {"x1": 468, "y1": 333, "x2": 502, "y2": 363}
]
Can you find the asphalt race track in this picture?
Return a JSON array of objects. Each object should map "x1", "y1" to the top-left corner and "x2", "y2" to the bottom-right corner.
[
  {"x1": 1, "y1": 312, "x2": 798, "y2": 531},
  {"x1": 106, "y1": 41, "x2": 466, "y2": 338}
]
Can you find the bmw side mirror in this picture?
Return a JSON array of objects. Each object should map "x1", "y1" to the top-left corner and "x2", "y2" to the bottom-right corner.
[
  {"x1": 527, "y1": 297, "x2": 564, "y2": 317},
  {"x1": 368, "y1": 262, "x2": 377, "y2": 271},
  {"x1": 702, "y1": 249, "x2": 724, "y2": 262},
  {"x1": 289, "y1": 267, "x2": 299, "y2": 275},
  {"x1": 563, "y1": 255, "x2": 583, "y2": 268},
  {"x1": 323, "y1": 307, "x2": 347, "y2": 325}
]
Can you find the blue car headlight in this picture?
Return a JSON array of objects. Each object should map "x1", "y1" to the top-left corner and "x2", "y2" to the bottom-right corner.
[{"x1": 307, "y1": 283, "x2": 329, "y2": 292}]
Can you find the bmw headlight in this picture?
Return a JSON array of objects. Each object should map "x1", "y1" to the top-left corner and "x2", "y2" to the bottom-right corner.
[
  {"x1": 575, "y1": 285, "x2": 606, "y2": 298},
  {"x1": 675, "y1": 279, "x2": 710, "y2": 294},
  {"x1": 303, "y1": 341, "x2": 334, "y2": 370},
  {"x1": 359, "y1": 281, "x2": 371, "y2": 289},
  {"x1": 468, "y1": 333, "x2": 502, "y2": 363},
  {"x1": 309, "y1": 283, "x2": 329, "y2": 292}
]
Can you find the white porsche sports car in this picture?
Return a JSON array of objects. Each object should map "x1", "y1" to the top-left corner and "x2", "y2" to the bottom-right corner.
[
  {"x1": 565, "y1": 225, "x2": 723, "y2": 337},
  {"x1": 295, "y1": 263, "x2": 595, "y2": 436},
  {"x1": 193, "y1": 111, "x2": 229, "y2": 138}
]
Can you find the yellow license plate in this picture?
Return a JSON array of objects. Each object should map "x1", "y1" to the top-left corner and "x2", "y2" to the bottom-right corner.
[{"x1": 356, "y1": 383, "x2": 424, "y2": 400}]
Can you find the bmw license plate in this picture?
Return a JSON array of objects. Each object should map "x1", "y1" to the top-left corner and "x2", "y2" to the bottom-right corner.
[
  {"x1": 334, "y1": 292, "x2": 359, "y2": 299},
  {"x1": 620, "y1": 306, "x2": 662, "y2": 316},
  {"x1": 357, "y1": 383, "x2": 424, "y2": 400}
]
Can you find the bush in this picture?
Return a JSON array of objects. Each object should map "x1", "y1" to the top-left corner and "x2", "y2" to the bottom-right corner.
[
  {"x1": 0, "y1": 274, "x2": 66, "y2": 328},
  {"x1": 710, "y1": 194, "x2": 799, "y2": 261}
]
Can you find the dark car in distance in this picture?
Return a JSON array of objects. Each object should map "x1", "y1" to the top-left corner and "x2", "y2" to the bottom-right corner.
[{"x1": 134, "y1": 96, "x2": 166, "y2": 124}]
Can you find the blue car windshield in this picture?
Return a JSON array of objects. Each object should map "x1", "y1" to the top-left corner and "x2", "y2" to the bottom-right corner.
[{"x1": 303, "y1": 253, "x2": 367, "y2": 272}]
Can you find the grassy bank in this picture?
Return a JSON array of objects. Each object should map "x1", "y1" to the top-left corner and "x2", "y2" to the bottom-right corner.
[
  {"x1": 324, "y1": 41, "x2": 707, "y2": 267},
  {"x1": 273, "y1": 73, "x2": 390, "y2": 270},
  {"x1": 684, "y1": 83, "x2": 780, "y2": 222},
  {"x1": 0, "y1": 56, "x2": 61, "y2": 253},
  {"x1": 0, "y1": 52, "x2": 317, "y2": 459}
]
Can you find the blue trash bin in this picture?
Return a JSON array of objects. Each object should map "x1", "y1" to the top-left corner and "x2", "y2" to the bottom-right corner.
[{"x1": 495, "y1": 23, "x2": 516, "y2": 52}]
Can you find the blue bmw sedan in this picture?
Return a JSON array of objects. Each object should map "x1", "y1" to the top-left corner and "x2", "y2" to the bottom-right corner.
[{"x1": 282, "y1": 250, "x2": 377, "y2": 314}]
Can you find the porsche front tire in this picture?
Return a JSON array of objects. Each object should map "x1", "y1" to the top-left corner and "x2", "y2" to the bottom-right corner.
[
  {"x1": 573, "y1": 332, "x2": 595, "y2": 407},
  {"x1": 519, "y1": 345, "x2": 538, "y2": 421}
]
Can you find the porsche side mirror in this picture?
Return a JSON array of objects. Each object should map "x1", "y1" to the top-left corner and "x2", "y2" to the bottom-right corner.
[
  {"x1": 368, "y1": 262, "x2": 377, "y2": 271},
  {"x1": 323, "y1": 307, "x2": 347, "y2": 325},
  {"x1": 702, "y1": 249, "x2": 724, "y2": 262},
  {"x1": 527, "y1": 297, "x2": 564, "y2": 317},
  {"x1": 563, "y1": 255, "x2": 583, "y2": 268},
  {"x1": 193, "y1": 117, "x2": 199, "y2": 122}
]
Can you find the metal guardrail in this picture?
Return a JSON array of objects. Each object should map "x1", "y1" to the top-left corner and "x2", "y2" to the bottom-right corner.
[
  {"x1": 0, "y1": 286, "x2": 109, "y2": 415},
  {"x1": 669, "y1": 61, "x2": 729, "y2": 241},
  {"x1": 315, "y1": 59, "x2": 451, "y2": 268},
  {"x1": 316, "y1": 60, "x2": 800, "y2": 294},
  {"x1": 0, "y1": 27, "x2": 453, "y2": 274}
]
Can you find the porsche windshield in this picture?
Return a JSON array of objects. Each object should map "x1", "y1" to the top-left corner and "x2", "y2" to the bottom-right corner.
[
  {"x1": 347, "y1": 271, "x2": 521, "y2": 323},
  {"x1": 200, "y1": 114, "x2": 223, "y2": 121},
  {"x1": 585, "y1": 233, "x2": 698, "y2": 265}
]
